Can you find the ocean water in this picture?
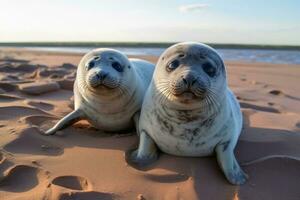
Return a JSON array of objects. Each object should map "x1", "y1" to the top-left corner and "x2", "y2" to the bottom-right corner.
[{"x1": 23, "y1": 46, "x2": 300, "y2": 65}]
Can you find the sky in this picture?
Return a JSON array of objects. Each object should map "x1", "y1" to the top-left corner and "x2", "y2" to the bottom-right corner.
[{"x1": 0, "y1": 0, "x2": 299, "y2": 45}]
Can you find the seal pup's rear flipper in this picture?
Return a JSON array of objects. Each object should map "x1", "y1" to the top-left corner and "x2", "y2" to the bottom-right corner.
[{"x1": 44, "y1": 109, "x2": 84, "y2": 135}]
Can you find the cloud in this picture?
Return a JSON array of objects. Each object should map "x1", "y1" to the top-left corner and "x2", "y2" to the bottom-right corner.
[{"x1": 179, "y1": 3, "x2": 209, "y2": 13}]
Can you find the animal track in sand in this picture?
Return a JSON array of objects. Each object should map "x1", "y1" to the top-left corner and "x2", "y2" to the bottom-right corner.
[
  {"x1": 269, "y1": 89, "x2": 300, "y2": 101},
  {"x1": 22, "y1": 115, "x2": 57, "y2": 126},
  {"x1": 236, "y1": 96, "x2": 257, "y2": 102},
  {"x1": 239, "y1": 157, "x2": 300, "y2": 199},
  {"x1": 3, "y1": 127, "x2": 63, "y2": 156},
  {"x1": 269, "y1": 90, "x2": 283, "y2": 96},
  {"x1": 0, "y1": 165, "x2": 49, "y2": 192},
  {"x1": 236, "y1": 129, "x2": 300, "y2": 164},
  {"x1": 58, "y1": 191, "x2": 117, "y2": 200},
  {"x1": 51, "y1": 175, "x2": 90, "y2": 191}
]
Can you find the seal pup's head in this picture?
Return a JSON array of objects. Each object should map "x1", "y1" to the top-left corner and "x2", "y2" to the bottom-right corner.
[
  {"x1": 77, "y1": 48, "x2": 136, "y2": 99},
  {"x1": 154, "y1": 42, "x2": 227, "y2": 110}
]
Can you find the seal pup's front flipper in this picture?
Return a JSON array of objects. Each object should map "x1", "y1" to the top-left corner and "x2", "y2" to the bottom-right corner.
[
  {"x1": 44, "y1": 109, "x2": 84, "y2": 135},
  {"x1": 215, "y1": 140, "x2": 248, "y2": 185},
  {"x1": 129, "y1": 130, "x2": 158, "y2": 167}
]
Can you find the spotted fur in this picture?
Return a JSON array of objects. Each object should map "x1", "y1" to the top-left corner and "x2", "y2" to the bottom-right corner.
[{"x1": 132, "y1": 42, "x2": 247, "y2": 185}]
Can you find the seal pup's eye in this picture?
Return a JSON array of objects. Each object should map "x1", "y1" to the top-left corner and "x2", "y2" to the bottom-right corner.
[
  {"x1": 86, "y1": 61, "x2": 95, "y2": 70},
  {"x1": 202, "y1": 62, "x2": 216, "y2": 77},
  {"x1": 167, "y1": 59, "x2": 180, "y2": 72},
  {"x1": 112, "y1": 61, "x2": 123, "y2": 72}
]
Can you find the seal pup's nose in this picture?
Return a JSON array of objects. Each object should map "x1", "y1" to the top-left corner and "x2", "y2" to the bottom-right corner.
[
  {"x1": 182, "y1": 74, "x2": 197, "y2": 87},
  {"x1": 96, "y1": 70, "x2": 108, "y2": 81}
]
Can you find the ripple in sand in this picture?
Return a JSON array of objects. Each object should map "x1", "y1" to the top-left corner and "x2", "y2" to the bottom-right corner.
[
  {"x1": 0, "y1": 106, "x2": 50, "y2": 120},
  {"x1": 57, "y1": 79, "x2": 74, "y2": 91},
  {"x1": 19, "y1": 81, "x2": 60, "y2": 95},
  {"x1": 37, "y1": 68, "x2": 71, "y2": 78},
  {"x1": 0, "y1": 83, "x2": 17, "y2": 92},
  {"x1": 0, "y1": 58, "x2": 29, "y2": 63},
  {"x1": 0, "y1": 152, "x2": 15, "y2": 177},
  {"x1": 0, "y1": 63, "x2": 38, "y2": 73},
  {"x1": 240, "y1": 102, "x2": 280, "y2": 113},
  {"x1": 0, "y1": 94, "x2": 23, "y2": 102},
  {"x1": 52, "y1": 175, "x2": 90, "y2": 191},
  {"x1": 24, "y1": 100, "x2": 54, "y2": 111},
  {"x1": 59, "y1": 63, "x2": 76, "y2": 69},
  {"x1": 144, "y1": 169, "x2": 189, "y2": 183}
]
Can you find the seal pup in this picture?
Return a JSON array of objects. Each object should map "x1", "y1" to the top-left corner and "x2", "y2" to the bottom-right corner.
[
  {"x1": 129, "y1": 42, "x2": 247, "y2": 185},
  {"x1": 44, "y1": 48, "x2": 154, "y2": 135}
]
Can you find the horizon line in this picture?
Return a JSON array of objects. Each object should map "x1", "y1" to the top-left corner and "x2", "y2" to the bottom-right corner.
[{"x1": 0, "y1": 41, "x2": 300, "y2": 50}]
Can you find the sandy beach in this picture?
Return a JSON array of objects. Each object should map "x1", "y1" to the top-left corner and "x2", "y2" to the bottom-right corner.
[{"x1": 0, "y1": 48, "x2": 299, "y2": 200}]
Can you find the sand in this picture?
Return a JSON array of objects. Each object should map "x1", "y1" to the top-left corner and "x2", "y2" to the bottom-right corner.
[{"x1": 0, "y1": 48, "x2": 299, "y2": 200}]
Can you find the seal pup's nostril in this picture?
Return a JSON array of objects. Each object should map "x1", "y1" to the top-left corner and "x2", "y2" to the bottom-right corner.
[
  {"x1": 96, "y1": 73, "x2": 101, "y2": 79},
  {"x1": 182, "y1": 77, "x2": 188, "y2": 85},
  {"x1": 191, "y1": 78, "x2": 197, "y2": 86},
  {"x1": 100, "y1": 72, "x2": 108, "y2": 79}
]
